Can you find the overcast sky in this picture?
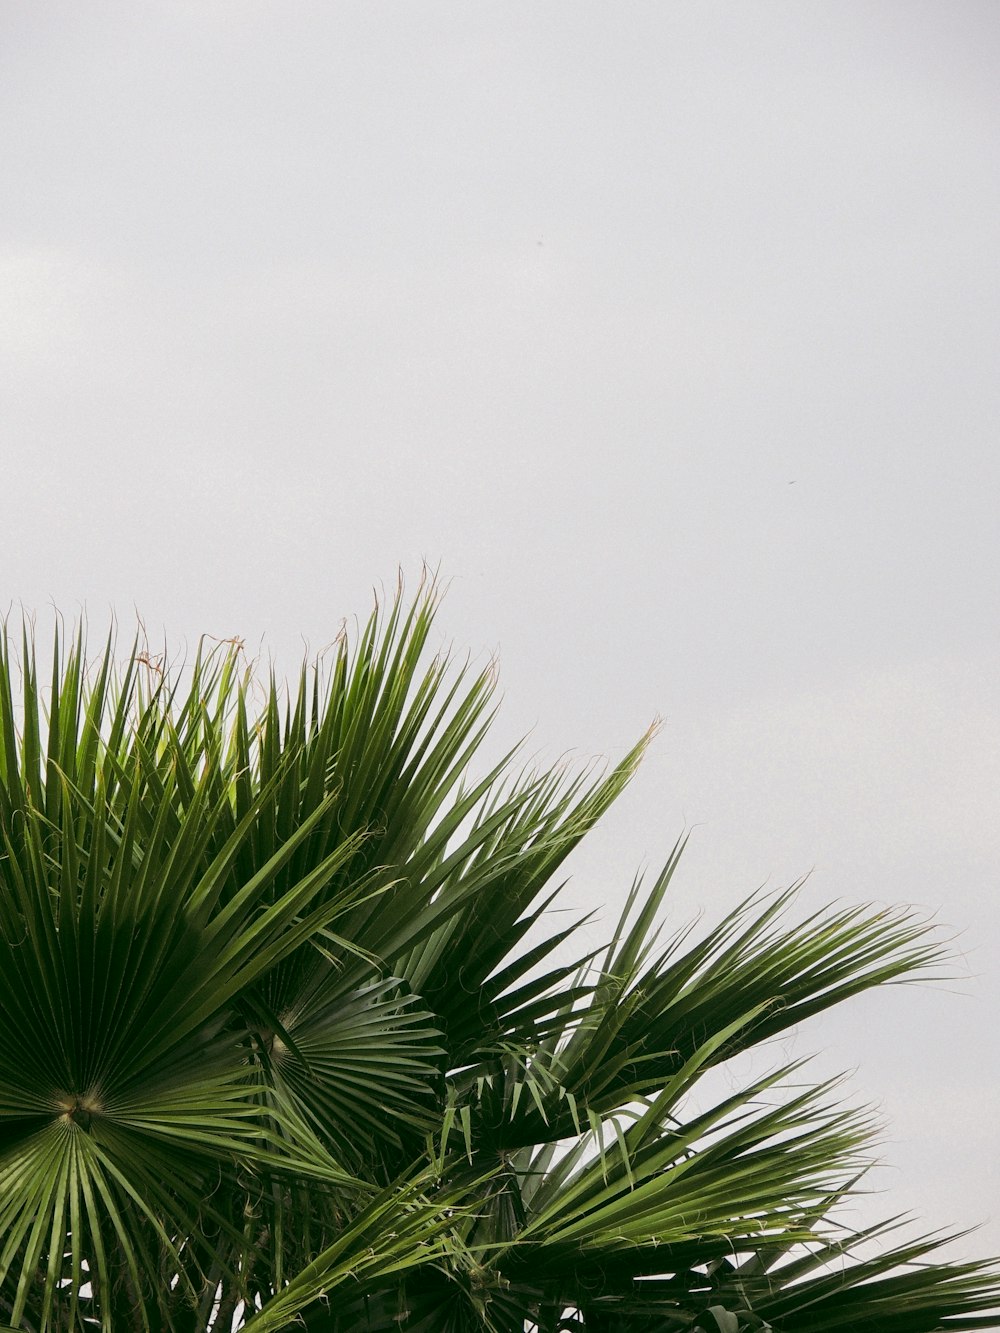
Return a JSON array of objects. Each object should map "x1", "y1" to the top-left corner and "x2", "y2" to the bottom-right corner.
[{"x1": 2, "y1": 1, "x2": 998, "y2": 1257}]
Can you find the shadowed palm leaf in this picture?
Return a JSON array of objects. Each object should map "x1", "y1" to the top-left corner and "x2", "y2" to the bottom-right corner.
[{"x1": 0, "y1": 579, "x2": 996, "y2": 1331}]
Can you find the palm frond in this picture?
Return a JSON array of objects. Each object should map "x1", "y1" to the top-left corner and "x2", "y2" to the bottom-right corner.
[{"x1": 0, "y1": 583, "x2": 995, "y2": 1332}]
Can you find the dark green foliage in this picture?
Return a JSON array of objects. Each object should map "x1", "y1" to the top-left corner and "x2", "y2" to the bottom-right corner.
[{"x1": 0, "y1": 580, "x2": 995, "y2": 1331}]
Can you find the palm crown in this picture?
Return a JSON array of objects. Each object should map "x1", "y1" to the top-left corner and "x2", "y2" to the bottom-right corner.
[{"x1": 0, "y1": 580, "x2": 996, "y2": 1332}]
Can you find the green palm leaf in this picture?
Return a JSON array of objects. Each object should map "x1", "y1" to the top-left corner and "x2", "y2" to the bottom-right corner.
[{"x1": 0, "y1": 581, "x2": 995, "y2": 1331}]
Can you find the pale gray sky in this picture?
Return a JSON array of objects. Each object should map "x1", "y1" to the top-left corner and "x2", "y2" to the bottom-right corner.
[{"x1": 2, "y1": 1, "x2": 998, "y2": 1255}]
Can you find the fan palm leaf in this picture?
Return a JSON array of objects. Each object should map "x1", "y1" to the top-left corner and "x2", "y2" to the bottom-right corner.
[{"x1": 0, "y1": 580, "x2": 995, "y2": 1331}]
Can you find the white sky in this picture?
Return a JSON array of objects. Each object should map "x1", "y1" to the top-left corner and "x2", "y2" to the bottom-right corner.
[{"x1": 2, "y1": 1, "x2": 998, "y2": 1257}]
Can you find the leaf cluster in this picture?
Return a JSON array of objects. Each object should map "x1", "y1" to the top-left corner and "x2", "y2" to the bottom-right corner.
[{"x1": 0, "y1": 581, "x2": 995, "y2": 1331}]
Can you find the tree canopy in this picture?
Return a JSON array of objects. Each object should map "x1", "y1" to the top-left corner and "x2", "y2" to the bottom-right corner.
[{"x1": 0, "y1": 579, "x2": 996, "y2": 1331}]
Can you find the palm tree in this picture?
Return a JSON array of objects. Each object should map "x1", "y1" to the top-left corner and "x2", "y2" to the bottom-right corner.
[{"x1": 0, "y1": 579, "x2": 996, "y2": 1332}]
